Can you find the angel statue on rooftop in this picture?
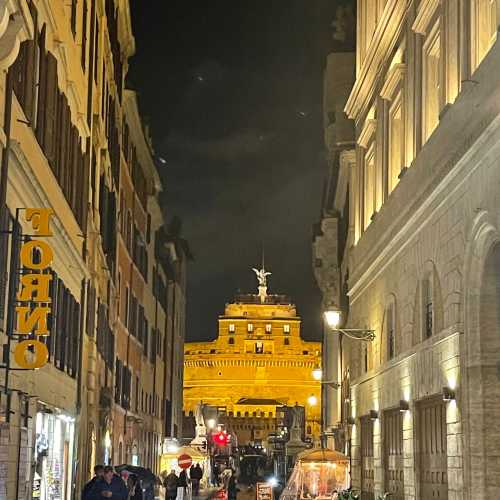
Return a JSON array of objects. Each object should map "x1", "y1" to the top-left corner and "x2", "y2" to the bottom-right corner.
[{"x1": 252, "y1": 266, "x2": 272, "y2": 287}]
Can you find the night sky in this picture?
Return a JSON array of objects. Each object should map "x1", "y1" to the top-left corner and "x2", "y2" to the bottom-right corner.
[{"x1": 128, "y1": 1, "x2": 345, "y2": 342}]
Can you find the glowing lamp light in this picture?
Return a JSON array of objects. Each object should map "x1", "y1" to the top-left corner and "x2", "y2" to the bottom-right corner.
[
  {"x1": 324, "y1": 310, "x2": 341, "y2": 329},
  {"x1": 312, "y1": 367, "x2": 322, "y2": 381},
  {"x1": 268, "y1": 477, "x2": 278, "y2": 487},
  {"x1": 308, "y1": 395, "x2": 318, "y2": 406},
  {"x1": 207, "y1": 418, "x2": 216, "y2": 429},
  {"x1": 213, "y1": 431, "x2": 229, "y2": 446}
]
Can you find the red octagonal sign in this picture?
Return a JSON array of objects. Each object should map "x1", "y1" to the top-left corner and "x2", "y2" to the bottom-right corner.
[{"x1": 178, "y1": 453, "x2": 193, "y2": 470}]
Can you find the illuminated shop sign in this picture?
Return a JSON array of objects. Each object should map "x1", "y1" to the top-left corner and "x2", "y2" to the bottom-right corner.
[{"x1": 14, "y1": 208, "x2": 54, "y2": 369}]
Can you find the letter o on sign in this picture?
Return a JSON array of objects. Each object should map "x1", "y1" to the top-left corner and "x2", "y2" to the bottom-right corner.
[{"x1": 14, "y1": 340, "x2": 49, "y2": 369}]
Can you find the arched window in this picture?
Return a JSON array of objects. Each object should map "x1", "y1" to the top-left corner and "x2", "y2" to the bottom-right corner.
[
  {"x1": 423, "y1": 274, "x2": 433, "y2": 338},
  {"x1": 384, "y1": 295, "x2": 397, "y2": 362},
  {"x1": 228, "y1": 337, "x2": 235, "y2": 345}
]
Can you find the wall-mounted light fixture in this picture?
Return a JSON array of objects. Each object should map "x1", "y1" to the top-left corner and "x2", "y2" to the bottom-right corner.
[
  {"x1": 369, "y1": 409, "x2": 378, "y2": 421},
  {"x1": 324, "y1": 308, "x2": 375, "y2": 341},
  {"x1": 399, "y1": 400, "x2": 409, "y2": 412},
  {"x1": 442, "y1": 387, "x2": 455, "y2": 402}
]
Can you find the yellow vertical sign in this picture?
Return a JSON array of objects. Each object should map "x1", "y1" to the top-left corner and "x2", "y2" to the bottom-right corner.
[{"x1": 13, "y1": 208, "x2": 54, "y2": 369}]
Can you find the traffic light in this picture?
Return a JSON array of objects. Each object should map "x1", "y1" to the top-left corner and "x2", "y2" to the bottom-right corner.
[{"x1": 213, "y1": 430, "x2": 229, "y2": 446}]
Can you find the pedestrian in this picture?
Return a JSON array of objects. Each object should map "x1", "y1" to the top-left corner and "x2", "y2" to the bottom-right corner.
[
  {"x1": 227, "y1": 473, "x2": 239, "y2": 500},
  {"x1": 190, "y1": 463, "x2": 202, "y2": 496},
  {"x1": 164, "y1": 470, "x2": 179, "y2": 500},
  {"x1": 127, "y1": 474, "x2": 143, "y2": 500},
  {"x1": 89, "y1": 466, "x2": 129, "y2": 500},
  {"x1": 82, "y1": 465, "x2": 105, "y2": 500},
  {"x1": 178, "y1": 468, "x2": 189, "y2": 493}
]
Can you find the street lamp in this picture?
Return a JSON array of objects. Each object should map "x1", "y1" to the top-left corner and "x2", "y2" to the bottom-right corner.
[
  {"x1": 311, "y1": 367, "x2": 341, "y2": 389},
  {"x1": 207, "y1": 418, "x2": 216, "y2": 429},
  {"x1": 312, "y1": 366, "x2": 322, "y2": 381},
  {"x1": 323, "y1": 308, "x2": 375, "y2": 341},
  {"x1": 308, "y1": 395, "x2": 318, "y2": 406}
]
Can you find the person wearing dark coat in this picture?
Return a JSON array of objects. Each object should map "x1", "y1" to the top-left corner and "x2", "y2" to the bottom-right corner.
[
  {"x1": 164, "y1": 470, "x2": 179, "y2": 500},
  {"x1": 227, "y1": 474, "x2": 238, "y2": 500},
  {"x1": 82, "y1": 465, "x2": 104, "y2": 500},
  {"x1": 190, "y1": 464, "x2": 203, "y2": 496},
  {"x1": 89, "y1": 466, "x2": 129, "y2": 500}
]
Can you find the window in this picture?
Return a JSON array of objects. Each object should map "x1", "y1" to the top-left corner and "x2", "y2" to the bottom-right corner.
[
  {"x1": 124, "y1": 286, "x2": 129, "y2": 327},
  {"x1": 387, "y1": 302, "x2": 395, "y2": 360},
  {"x1": 472, "y1": 0, "x2": 497, "y2": 71},
  {"x1": 228, "y1": 324, "x2": 235, "y2": 333},
  {"x1": 363, "y1": 145, "x2": 375, "y2": 229},
  {"x1": 81, "y1": 0, "x2": 88, "y2": 69},
  {"x1": 422, "y1": 21, "x2": 441, "y2": 143},
  {"x1": 255, "y1": 342, "x2": 264, "y2": 354},
  {"x1": 388, "y1": 94, "x2": 403, "y2": 193},
  {"x1": 70, "y1": 0, "x2": 78, "y2": 37},
  {"x1": 283, "y1": 324, "x2": 290, "y2": 334},
  {"x1": 284, "y1": 338, "x2": 290, "y2": 346},
  {"x1": 265, "y1": 324, "x2": 272, "y2": 333},
  {"x1": 228, "y1": 337, "x2": 235, "y2": 345},
  {"x1": 363, "y1": 344, "x2": 368, "y2": 373},
  {"x1": 247, "y1": 323, "x2": 254, "y2": 333},
  {"x1": 423, "y1": 277, "x2": 433, "y2": 338}
]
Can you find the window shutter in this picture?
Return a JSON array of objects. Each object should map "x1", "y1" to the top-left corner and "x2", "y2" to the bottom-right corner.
[
  {"x1": 44, "y1": 52, "x2": 58, "y2": 165},
  {"x1": 23, "y1": 39, "x2": 36, "y2": 121},
  {"x1": 36, "y1": 27, "x2": 47, "y2": 144}
]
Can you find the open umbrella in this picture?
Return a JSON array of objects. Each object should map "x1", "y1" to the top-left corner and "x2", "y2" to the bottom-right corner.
[{"x1": 115, "y1": 465, "x2": 157, "y2": 488}]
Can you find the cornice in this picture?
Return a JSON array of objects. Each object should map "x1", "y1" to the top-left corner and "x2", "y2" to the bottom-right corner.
[
  {"x1": 412, "y1": 0, "x2": 440, "y2": 35},
  {"x1": 357, "y1": 119, "x2": 377, "y2": 148},
  {"x1": 345, "y1": 0, "x2": 409, "y2": 122},
  {"x1": 380, "y1": 63, "x2": 406, "y2": 100}
]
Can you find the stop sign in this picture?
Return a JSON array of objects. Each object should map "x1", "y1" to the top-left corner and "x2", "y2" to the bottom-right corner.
[{"x1": 177, "y1": 453, "x2": 193, "y2": 470}]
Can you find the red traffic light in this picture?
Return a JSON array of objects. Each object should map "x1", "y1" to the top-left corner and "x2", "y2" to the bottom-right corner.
[{"x1": 213, "y1": 431, "x2": 229, "y2": 446}]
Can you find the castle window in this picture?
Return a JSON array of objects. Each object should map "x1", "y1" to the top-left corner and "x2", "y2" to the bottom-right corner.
[
  {"x1": 247, "y1": 323, "x2": 254, "y2": 333},
  {"x1": 265, "y1": 324, "x2": 272, "y2": 333},
  {"x1": 237, "y1": 412, "x2": 241, "y2": 417},
  {"x1": 228, "y1": 323, "x2": 235, "y2": 333},
  {"x1": 283, "y1": 324, "x2": 290, "y2": 334},
  {"x1": 245, "y1": 412, "x2": 249, "y2": 417},
  {"x1": 255, "y1": 342, "x2": 264, "y2": 354},
  {"x1": 228, "y1": 337, "x2": 235, "y2": 345},
  {"x1": 284, "y1": 338, "x2": 290, "y2": 346}
]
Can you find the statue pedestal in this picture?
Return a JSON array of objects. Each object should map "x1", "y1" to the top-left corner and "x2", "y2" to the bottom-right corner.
[
  {"x1": 286, "y1": 427, "x2": 307, "y2": 464},
  {"x1": 191, "y1": 425, "x2": 207, "y2": 446}
]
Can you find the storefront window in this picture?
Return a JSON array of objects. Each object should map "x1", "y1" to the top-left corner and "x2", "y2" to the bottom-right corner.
[{"x1": 33, "y1": 409, "x2": 75, "y2": 500}]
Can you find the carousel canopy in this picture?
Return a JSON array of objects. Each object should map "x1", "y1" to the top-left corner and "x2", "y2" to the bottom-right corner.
[{"x1": 296, "y1": 448, "x2": 349, "y2": 464}]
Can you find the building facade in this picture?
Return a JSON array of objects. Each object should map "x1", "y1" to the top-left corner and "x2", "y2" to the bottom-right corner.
[
  {"x1": 314, "y1": 1, "x2": 500, "y2": 499},
  {"x1": 0, "y1": 1, "x2": 187, "y2": 499},
  {"x1": 183, "y1": 268, "x2": 321, "y2": 447}
]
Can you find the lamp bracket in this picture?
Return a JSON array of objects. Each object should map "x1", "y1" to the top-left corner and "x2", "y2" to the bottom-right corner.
[
  {"x1": 320, "y1": 380, "x2": 341, "y2": 389},
  {"x1": 338, "y1": 328, "x2": 375, "y2": 341}
]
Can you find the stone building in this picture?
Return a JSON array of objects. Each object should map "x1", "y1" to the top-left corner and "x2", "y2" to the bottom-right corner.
[
  {"x1": 183, "y1": 267, "x2": 321, "y2": 447},
  {"x1": 314, "y1": 1, "x2": 500, "y2": 499},
  {"x1": 0, "y1": 1, "x2": 188, "y2": 499}
]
